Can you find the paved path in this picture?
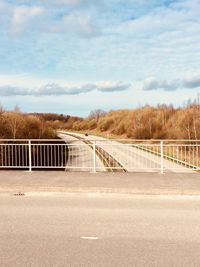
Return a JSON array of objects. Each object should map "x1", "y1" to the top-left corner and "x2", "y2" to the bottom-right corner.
[
  {"x1": 60, "y1": 132, "x2": 195, "y2": 173},
  {"x1": 1, "y1": 195, "x2": 200, "y2": 267},
  {"x1": 0, "y1": 171, "x2": 200, "y2": 195}
]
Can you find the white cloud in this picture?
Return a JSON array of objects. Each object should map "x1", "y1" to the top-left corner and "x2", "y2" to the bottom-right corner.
[
  {"x1": 143, "y1": 77, "x2": 180, "y2": 91},
  {"x1": 116, "y1": 0, "x2": 200, "y2": 37},
  {"x1": 97, "y1": 81, "x2": 130, "y2": 92},
  {"x1": 0, "y1": 80, "x2": 130, "y2": 96},
  {"x1": 183, "y1": 73, "x2": 200, "y2": 88},
  {"x1": 0, "y1": 0, "x2": 199, "y2": 115},
  {"x1": 40, "y1": 0, "x2": 87, "y2": 6},
  {"x1": 142, "y1": 73, "x2": 200, "y2": 91},
  {"x1": 49, "y1": 12, "x2": 99, "y2": 37},
  {"x1": 0, "y1": 1, "x2": 6, "y2": 11},
  {"x1": 47, "y1": 0, "x2": 86, "y2": 6},
  {"x1": 143, "y1": 77, "x2": 159, "y2": 91},
  {"x1": 11, "y1": 6, "x2": 44, "y2": 33}
]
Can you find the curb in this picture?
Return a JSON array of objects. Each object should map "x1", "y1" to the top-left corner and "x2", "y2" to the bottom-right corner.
[{"x1": 1, "y1": 190, "x2": 200, "y2": 198}]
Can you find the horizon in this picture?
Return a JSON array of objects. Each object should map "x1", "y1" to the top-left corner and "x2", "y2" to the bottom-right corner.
[
  {"x1": 0, "y1": 0, "x2": 200, "y2": 116},
  {"x1": 1, "y1": 98, "x2": 198, "y2": 119}
]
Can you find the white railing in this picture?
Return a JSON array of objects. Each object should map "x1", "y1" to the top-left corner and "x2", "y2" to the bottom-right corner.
[{"x1": 0, "y1": 139, "x2": 199, "y2": 173}]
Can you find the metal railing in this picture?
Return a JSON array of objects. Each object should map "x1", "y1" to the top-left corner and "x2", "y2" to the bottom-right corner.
[{"x1": 0, "y1": 139, "x2": 199, "y2": 173}]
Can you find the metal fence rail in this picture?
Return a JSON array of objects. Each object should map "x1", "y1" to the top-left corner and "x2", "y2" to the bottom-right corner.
[{"x1": 0, "y1": 139, "x2": 199, "y2": 172}]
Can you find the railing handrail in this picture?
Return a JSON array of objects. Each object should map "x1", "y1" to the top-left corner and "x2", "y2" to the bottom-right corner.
[
  {"x1": 0, "y1": 139, "x2": 64, "y2": 142},
  {"x1": 0, "y1": 141, "x2": 199, "y2": 172},
  {"x1": 1, "y1": 139, "x2": 200, "y2": 142}
]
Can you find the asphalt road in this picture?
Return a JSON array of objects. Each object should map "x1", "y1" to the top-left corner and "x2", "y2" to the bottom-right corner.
[
  {"x1": 1, "y1": 195, "x2": 200, "y2": 267},
  {"x1": 60, "y1": 131, "x2": 194, "y2": 173},
  {"x1": 58, "y1": 132, "x2": 105, "y2": 171}
]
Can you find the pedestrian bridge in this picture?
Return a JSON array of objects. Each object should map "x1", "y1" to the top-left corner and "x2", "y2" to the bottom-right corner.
[{"x1": 0, "y1": 132, "x2": 199, "y2": 173}]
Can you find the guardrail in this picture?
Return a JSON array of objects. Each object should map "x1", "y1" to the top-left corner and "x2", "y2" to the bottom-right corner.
[{"x1": 0, "y1": 139, "x2": 199, "y2": 173}]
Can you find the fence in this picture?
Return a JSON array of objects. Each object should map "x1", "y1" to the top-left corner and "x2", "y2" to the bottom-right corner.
[{"x1": 0, "y1": 139, "x2": 199, "y2": 173}]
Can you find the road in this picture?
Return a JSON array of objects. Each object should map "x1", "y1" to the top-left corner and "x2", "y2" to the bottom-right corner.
[
  {"x1": 1, "y1": 195, "x2": 200, "y2": 267},
  {"x1": 58, "y1": 132, "x2": 105, "y2": 171},
  {"x1": 59, "y1": 131, "x2": 194, "y2": 173}
]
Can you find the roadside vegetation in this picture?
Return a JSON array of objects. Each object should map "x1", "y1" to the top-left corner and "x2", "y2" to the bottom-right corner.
[
  {"x1": 0, "y1": 105, "x2": 56, "y2": 139},
  {"x1": 0, "y1": 101, "x2": 199, "y2": 169},
  {"x1": 0, "y1": 106, "x2": 68, "y2": 169},
  {"x1": 0, "y1": 98, "x2": 199, "y2": 140},
  {"x1": 61, "y1": 100, "x2": 200, "y2": 140}
]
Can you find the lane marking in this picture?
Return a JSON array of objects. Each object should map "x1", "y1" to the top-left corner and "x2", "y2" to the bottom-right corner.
[{"x1": 80, "y1": 236, "x2": 99, "y2": 240}]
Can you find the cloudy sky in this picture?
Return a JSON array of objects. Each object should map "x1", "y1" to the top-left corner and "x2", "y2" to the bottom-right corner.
[{"x1": 0, "y1": 0, "x2": 200, "y2": 116}]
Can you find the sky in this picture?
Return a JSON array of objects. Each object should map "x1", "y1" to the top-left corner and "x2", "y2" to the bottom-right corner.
[{"x1": 0, "y1": 0, "x2": 200, "y2": 116}]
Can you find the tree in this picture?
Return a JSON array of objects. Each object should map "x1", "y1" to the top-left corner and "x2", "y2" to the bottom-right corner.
[
  {"x1": 88, "y1": 109, "x2": 106, "y2": 122},
  {"x1": 0, "y1": 103, "x2": 4, "y2": 114},
  {"x1": 2, "y1": 112, "x2": 24, "y2": 139}
]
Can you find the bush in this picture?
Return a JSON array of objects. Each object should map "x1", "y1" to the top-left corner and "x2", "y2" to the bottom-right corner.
[{"x1": 98, "y1": 118, "x2": 114, "y2": 132}]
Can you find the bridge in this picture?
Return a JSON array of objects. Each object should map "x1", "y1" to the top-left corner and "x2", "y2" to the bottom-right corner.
[{"x1": 0, "y1": 132, "x2": 199, "y2": 173}]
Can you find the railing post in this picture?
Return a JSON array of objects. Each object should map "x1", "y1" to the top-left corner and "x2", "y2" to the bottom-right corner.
[
  {"x1": 160, "y1": 140, "x2": 164, "y2": 174},
  {"x1": 93, "y1": 141, "x2": 96, "y2": 173},
  {"x1": 28, "y1": 140, "x2": 32, "y2": 172}
]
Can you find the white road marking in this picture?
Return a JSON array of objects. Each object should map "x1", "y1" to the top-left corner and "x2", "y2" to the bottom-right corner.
[{"x1": 80, "y1": 236, "x2": 99, "y2": 240}]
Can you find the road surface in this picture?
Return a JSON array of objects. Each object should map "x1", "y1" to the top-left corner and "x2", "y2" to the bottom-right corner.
[
  {"x1": 59, "y1": 131, "x2": 195, "y2": 173},
  {"x1": 1, "y1": 194, "x2": 200, "y2": 267},
  {"x1": 0, "y1": 170, "x2": 200, "y2": 195},
  {"x1": 58, "y1": 132, "x2": 105, "y2": 171}
]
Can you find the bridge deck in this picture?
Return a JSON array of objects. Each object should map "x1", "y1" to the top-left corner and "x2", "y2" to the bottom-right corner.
[{"x1": 0, "y1": 171, "x2": 199, "y2": 195}]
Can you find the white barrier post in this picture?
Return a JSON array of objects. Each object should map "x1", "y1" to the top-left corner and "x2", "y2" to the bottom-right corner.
[
  {"x1": 93, "y1": 141, "x2": 96, "y2": 173},
  {"x1": 160, "y1": 140, "x2": 164, "y2": 173},
  {"x1": 28, "y1": 140, "x2": 32, "y2": 172}
]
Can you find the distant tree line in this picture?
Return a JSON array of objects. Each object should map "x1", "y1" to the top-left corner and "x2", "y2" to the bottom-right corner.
[
  {"x1": 0, "y1": 106, "x2": 56, "y2": 139},
  {"x1": 1, "y1": 98, "x2": 199, "y2": 140},
  {"x1": 62, "y1": 100, "x2": 200, "y2": 140}
]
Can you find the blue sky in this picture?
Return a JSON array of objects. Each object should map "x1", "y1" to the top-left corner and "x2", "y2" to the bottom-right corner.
[{"x1": 0, "y1": 0, "x2": 200, "y2": 116}]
